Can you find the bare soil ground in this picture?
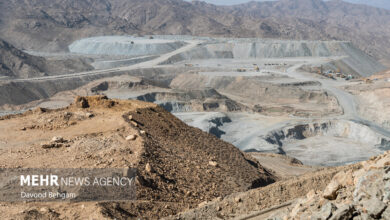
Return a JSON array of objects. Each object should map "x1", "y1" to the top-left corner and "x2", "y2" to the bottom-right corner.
[
  {"x1": 0, "y1": 96, "x2": 275, "y2": 219},
  {"x1": 248, "y1": 153, "x2": 318, "y2": 179}
]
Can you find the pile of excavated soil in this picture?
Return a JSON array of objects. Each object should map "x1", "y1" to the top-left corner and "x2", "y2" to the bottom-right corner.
[
  {"x1": 0, "y1": 96, "x2": 275, "y2": 219},
  {"x1": 135, "y1": 88, "x2": 247, "y2": 113},
  {"x1": 69, "y1": 36, "x2": 186, "y2": 56}
]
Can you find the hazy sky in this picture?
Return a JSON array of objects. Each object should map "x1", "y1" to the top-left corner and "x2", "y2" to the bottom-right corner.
[{"x1": 186, "y1": 0, "x2": 390, "y2": 9}]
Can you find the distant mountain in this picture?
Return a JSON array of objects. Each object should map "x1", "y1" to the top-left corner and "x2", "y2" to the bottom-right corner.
[
  {"x1": 343, "y1": 0, "x2": 390, "y2": 10},
  {"x1": 189, "y1": 0, "x2": 390, "y2": 10},
  {"x1": 0, "y1": 0, "x2": 389, "y2": 63},
  {"x1": 229, "y1": 0, "x2": 390, "y2": 61}
]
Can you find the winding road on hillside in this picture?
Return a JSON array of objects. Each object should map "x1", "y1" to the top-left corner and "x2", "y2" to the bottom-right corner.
[
  {"x1": 1, "y1": 40, "x2": 389, "y2": 139},
  {"x1": 0, "y1": 40, "x2": 201, "y2": 82},
  {"x1": 271, "y1": 64, "x2": 390, "y2": 138}
]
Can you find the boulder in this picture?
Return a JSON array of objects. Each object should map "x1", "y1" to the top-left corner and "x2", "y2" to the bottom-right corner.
[
  {"x1": 130, "y1": 121, "x2": 138, "y2": 127},
  {"x1": 361, "y1": 198, "x2": 386, "y2": 218},
  {"x1": 41, "y1": 143, "x2": 63, "y2": 149},
  {"x1": 323, "y1": 181, "x2": 342, "y2": 200},
  {"x1": 209, "y1": 161, "x2": 218, "y2": 167},
  {"x1": 198, "y1": 201, "x2": 208, "y2": 208},
  {"x1": 323, "y1": 171, "x2": 353, "y2": 200},
  {"x1": 381, "y1": 207, "x2": 390, "y2": 220},
  {"x1": 312, "y1": 202, "x2": 337, "y2": 220},
  {"x1": 75, "y1": 96, "x2": 89, "y2": 108},
  {"x1": 51, "y1": 136, "x2": 65, "y2": 143},
  {"x1": 126, "y1": 135, "x2": 137, "y2": 141},
  {"x1": 145, "y1": 163, "x2": 153, "y2": 173},
  {"x1": 42, "y1": 137, "x2": 69, "y2": 148},
  {"x1": 329, "y1": 205, "x2": 354, "y2": 220}
]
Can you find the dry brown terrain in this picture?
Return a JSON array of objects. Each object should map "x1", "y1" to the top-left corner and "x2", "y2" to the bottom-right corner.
[
  {"x1": 0, "y1": 1, "x2": 389, "y2": 218},
  {"x1": 167, "y1": 151, "x2": 390, "y2": 219},
  {"x1": 165, "y1": 166, "x2": 345, "y2": 219},
  {"x1": 248, "y1": 153, "x2": 318, "y2": 179},
  {"x1": 0, "y1": 96, "x2": 275, "y2": 219}
]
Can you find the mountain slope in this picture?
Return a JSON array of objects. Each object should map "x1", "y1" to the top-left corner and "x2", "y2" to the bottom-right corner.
[
  {"x1": 0, "y1": 0, "x2": 389, "y2": 63},
  {"x1": 166, "y1": 150, "x2": 390, "y2": 219},
  {"x1": 225, "y1": 0, "x2": 390, "y2": 61},
  {"x1": 0, "y1": 38, "x2": 48, "y2": 78},
  {"x1": 0, "y1": 39, "x2": 93, "y2": 78}
]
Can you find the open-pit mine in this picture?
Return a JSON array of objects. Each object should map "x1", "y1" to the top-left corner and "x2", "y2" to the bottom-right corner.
[
  {"x1": 1, "y1": 35, "x2": 388, "y2": 166},
  {"x1": 1, "y1": 0, "x2": 390, "y2": 218},
  {"x1": 1, "y1": 34, "x2": 390, "y2": 219}
]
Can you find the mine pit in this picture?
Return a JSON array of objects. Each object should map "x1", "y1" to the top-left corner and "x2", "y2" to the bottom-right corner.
[{"x1": 263, "y1": 120, "x2": 390, "y2": 166}]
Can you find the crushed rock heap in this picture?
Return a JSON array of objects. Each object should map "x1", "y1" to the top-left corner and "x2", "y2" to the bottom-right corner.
[{"x1": 277, "y1": 151, "x2": 390, "y2": 220}]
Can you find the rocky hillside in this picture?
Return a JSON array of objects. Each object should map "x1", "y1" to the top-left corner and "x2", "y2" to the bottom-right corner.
[
  {"x1": 0, "y1": 96, "x2": 275, "y2": 219},
  {"x1": 0, "y1": 0, "x2": 389, "y2": 63},
  {"x1": 225, "y1": 0, "x2": 390, "y2": 62},
  {"x1": 280, "y1": 151, "x2": 390, "y2": 219},
  {"x1": 0, "y1": 39, "x2": 47, "y2": 78},
  {"x1": 0, "y1": 39, "x2": 93, "y2": 78},
  {"x1": 164, "y1": 150, "x2": 390, "y2": 219}
]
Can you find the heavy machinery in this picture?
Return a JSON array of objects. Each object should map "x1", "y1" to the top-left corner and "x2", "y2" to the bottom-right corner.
[
  {"x1": 364, "y1": 78, "x2": 373, "y2": 84},
  {"x1": 327, "y1": 73, "x2": 336, "y2": 80}
]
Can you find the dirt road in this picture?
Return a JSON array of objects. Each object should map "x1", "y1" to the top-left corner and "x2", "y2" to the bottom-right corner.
[
  {"x1": 2, "y1": 40, "x2": 201, "y2": 82},
  {"x1": 272, "y1": 63, "x2": 390, "y2": 138}
]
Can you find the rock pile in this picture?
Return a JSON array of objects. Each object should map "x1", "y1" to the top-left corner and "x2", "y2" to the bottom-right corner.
[
  {"x1": 41, "y1": 136, "x2": 70, "y2": 149},
  {"x1": 280, "y1": 151, "x2": 390, "y2": 220}
]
